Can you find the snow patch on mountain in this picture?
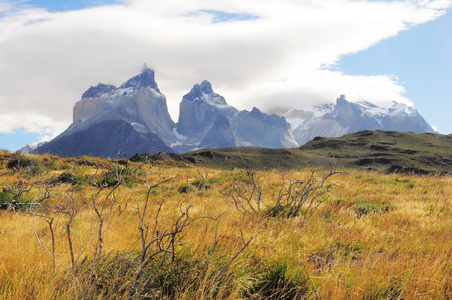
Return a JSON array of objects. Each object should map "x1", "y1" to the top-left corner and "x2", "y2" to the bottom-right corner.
[
  {"x1": 194, "y1": 93, "x2": 230, "y2": 109},
  {"x1": 387, "y1": 102, "x2": 418, "y2": 117},
  {"x1": 173, "y1": 128, "x2": 187, "y2": 140},
  {"x1": 312, "y1": 103, "x2": 334, "y2": 117}
]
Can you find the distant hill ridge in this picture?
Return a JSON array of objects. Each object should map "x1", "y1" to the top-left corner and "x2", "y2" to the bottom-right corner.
[
  {"x1": 35, "y1": 67, "x2": 435, "y2": 158},
  {"x1": 130, "y1": 130, "x2": 452, "y2": 175}
]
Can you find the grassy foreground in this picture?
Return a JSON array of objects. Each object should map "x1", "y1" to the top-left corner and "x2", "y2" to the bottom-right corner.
[{"x1": 0, "y1": 151, "x2": 451, "y2": 299}]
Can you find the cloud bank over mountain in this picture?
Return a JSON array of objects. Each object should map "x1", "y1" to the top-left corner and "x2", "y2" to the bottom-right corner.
[{"x1": 0, "y1": 0, "x2": 450, "y2": 143}]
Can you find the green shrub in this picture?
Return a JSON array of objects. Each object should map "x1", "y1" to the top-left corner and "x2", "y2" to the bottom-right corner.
[
  {"x1": 7, "y1": 156, "x2": 43, "y2": 174},
  {"x1": 246, "y1": 260, "x2": 310, "y2": 299},
  {"x1": 76, "y1": 252, "x2": 137, "y2": 299},
  {"x1": 352, "y1": 199, "x2": 389, "y2": 217},
  {"x1": 150, "y1": 255, "x2": 208, "y2": 297},
  {"x1": 0, "y1": 189, "x2": 31, "y2": 211},
  {"x1": 58, "y1": 172, "x2": 88, "y2": 185},
  {"x1": 392, "y1": 177, "x2": 411, "y2": 184},
  {"x1": 76, "y1": 252, "x2": 224, "y2": 299},
  {"x1": 178, "y1": 184, "x2": 196, "y2": 194},
  {"x1": 191, "y1": 178, "x2": 211, "y2": 190},
  {"x1": 98, "y1": 171, "x2": 121, "y2": 187},
  {"x1": 94, "y1": 165, "x2": 141, "y2": 188},
  {"x1": 263, "y1": 204, "x2": 300, "y2": 218},
  {"x1": 406, "y1": 183, "x2": 415, "y2": 189},
  {"x1": 150, "y1": 184, "x2": 172, "y2": 195}
]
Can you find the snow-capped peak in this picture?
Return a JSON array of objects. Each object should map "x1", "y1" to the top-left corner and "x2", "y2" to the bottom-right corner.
[
  {"x1": 355, "y1": 101, "x2": 389, "y2": 116},
  {"x1": 118, "y1": 66, "x2": 160, "y2": 93},
  {"x1": 81, "y1": 83, "x2": 116, "y2": 99},
  {"x1": 355, "y1": 101, "x2": 417, "y2": 117},
  {"x1": 387, "y1": 101, "x2": 417, "y2": 117},
  {"x1": 80, "y1": 67, "x2": 162, "y2": 99},
  {"x1": 312, "y1": 103, "x2": 335, "y2": 117},
  {"x1": 184, "y1": 80, "x2": 230, "y2": 108}
]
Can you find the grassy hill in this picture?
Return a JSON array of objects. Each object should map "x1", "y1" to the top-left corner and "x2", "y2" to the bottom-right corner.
[
  {"x1": 131, "y1": 130, "x2": 452, "y2": 174},
  {"x1": 0, "y1": 131, "x2": 452, "y2": 299},
  {"x1": 300, "y1": 130, "x2": 452, "y2": 174}
]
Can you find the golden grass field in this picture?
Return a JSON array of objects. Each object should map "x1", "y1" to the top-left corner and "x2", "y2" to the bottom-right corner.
[{"x1": 0, "y1": 151, "x2": 451, "y2": 299}]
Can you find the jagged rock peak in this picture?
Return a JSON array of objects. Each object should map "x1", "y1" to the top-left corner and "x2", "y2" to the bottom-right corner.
[
  {"x1": 249, "y1": 106, "x2": 263, "y2": 117},
  {"x1": 336, "y1": 94, "x2": 349, "y2": 106},
  {"x1": 184, "y1": 80, "x2": 228, "y2": 107},
  {"x1": 197, "y1": 80, "x2": 214, "y2": 94},
  {"x1": 82, "y1": 83, "x2": 116, "y2": 99},
  {"x1": 119, "y1": 66, "x2": 160, "y2": 93},
  {"x1": 249, "y1": 107, "x2": 288, "y2": 128}
]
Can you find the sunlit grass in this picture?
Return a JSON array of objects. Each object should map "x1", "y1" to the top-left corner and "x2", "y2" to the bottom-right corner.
[{"x1": 0, "y1": 151, "x2": 451, "y2": 298}]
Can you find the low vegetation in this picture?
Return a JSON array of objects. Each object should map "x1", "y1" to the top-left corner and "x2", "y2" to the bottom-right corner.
[
  {"x1": 0, "y1": 149, "x2": 451, "y2": 299},
  {"x1": 135, "y1": 130, "x2": 452, "y2": 174}
]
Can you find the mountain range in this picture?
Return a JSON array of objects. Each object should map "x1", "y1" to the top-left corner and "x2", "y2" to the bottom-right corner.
[
  {"x1": 284, "y1": 94, "x2": 435, "y2": 145},
  {"x1": 35, "y1": 67, "x2": 435, "y2": 157}
]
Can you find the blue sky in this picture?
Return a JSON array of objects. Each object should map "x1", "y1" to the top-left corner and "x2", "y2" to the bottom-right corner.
[
  {"x1": 0, "y1": 0, "x2": 451, "y2": 151},
  {"x1": 339, "y1": 12, "x2": 452, "y2": 134},
  {"x1": 20, "y1": 0, "x2": 119, "y2": 12}
]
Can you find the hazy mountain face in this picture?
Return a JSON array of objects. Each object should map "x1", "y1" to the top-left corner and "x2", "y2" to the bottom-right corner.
[{"x1": 283, "y1": 95, "x2": 435, "y2": 146}]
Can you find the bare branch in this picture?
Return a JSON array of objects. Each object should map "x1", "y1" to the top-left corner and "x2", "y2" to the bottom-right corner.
[{"x1": 32, "y1": 217, "x2": 57, "y2": 275}]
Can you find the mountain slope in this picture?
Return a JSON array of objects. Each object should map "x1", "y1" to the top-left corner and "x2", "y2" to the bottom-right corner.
[
  {"x1": 231, "y1": 107, "x2": 299, "y2": 148},
  {"x1": 174, "y1": 81, "x2": 299, "y2": 152},
  {"x1": 37, "y1": 120, "x2": 173, "y2": 158},
  {"x1": 198, "y1": 114, "x2": 238, "y2": 149}
]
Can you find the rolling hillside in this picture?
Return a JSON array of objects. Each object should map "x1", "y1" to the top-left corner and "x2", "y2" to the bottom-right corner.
[{"x1": 131, "y1": 130, "x2": 452, "y2": 174}]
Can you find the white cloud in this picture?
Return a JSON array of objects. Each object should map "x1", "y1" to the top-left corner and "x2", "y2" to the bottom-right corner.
[
  {"x1": 0, "y1": 0, "x2": 451, "y2": 140},
  {"x1": 0, "y1": 111, "x2": 68, "y2": 140}
]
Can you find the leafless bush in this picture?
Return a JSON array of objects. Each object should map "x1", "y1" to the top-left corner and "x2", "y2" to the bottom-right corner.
[
  {"x1": 61, "y1": 193, "x2": 83, "y2": 273},
  {"x1": 270, "y1": 169, "x2": 339, "y2": 219},
  {"x1": 26, "y1": 157, "x2": 255, "y2": 298},
  {"x1": 31, "y1": 211, "x2": 57, "y2": 275},
  {"x1": 30, "y1": 191, "x2": 84, "y2": 277},
  {"x1": 220, "y1": 165, "x2": 339, "y2": 221},
  {"x1": 83, "y1": 157, "x2": 124, "y2": 296},
  {"x1": 219, "y1": 167, "x2": 267, "y2": 215},
  {"x1": 134, "y1": 169, "x2": 221, "y2": 281}
]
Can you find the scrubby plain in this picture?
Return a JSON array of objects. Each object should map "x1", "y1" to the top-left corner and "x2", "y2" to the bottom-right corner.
[{"x1": 0, "y1": 150, "x2": 451, "y2": 299}]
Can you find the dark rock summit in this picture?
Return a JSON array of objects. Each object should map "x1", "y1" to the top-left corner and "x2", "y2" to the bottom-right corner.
[
  {"x1": 82, "y1": 83, "x2": 116, "y2": 99},
  {"x1": 37, "y1": 120, "x2": 172, "y2": 158},
  {"x1": 119, "y1": 67, "x2": 161, "y2": 93},
  {"x1": 184, "y1": 80, "x2": 216, "y2": 100}
]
